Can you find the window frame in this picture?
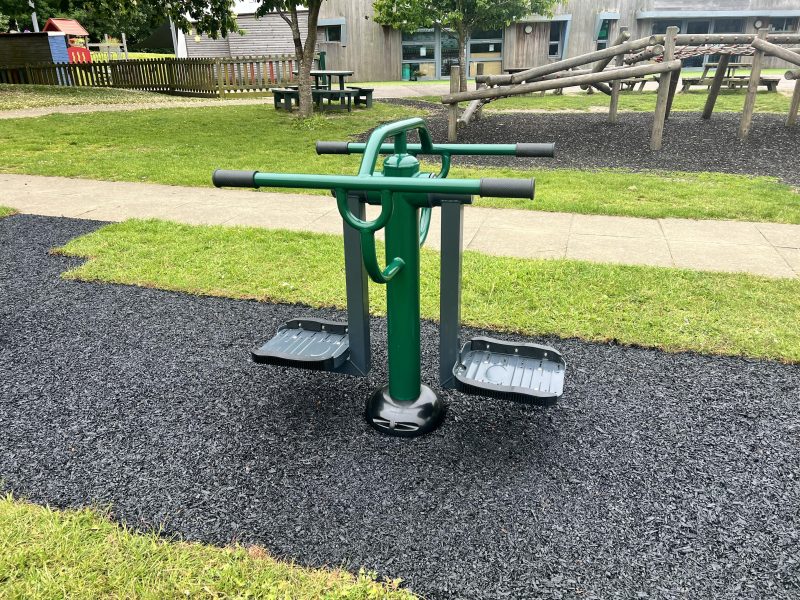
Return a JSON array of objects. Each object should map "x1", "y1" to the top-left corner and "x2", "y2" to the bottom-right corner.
[
  {"x1": 317, "y1": 17, "x2": 347, "y2": 46},
  {"x1": 769, "y1": 17, "x2": 799, "y2": 33},
  {"x1": 548, "y1": 21, "x2": 566, "y2": 59}
]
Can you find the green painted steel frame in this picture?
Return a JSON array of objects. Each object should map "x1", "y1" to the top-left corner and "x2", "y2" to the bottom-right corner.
[{"x1": 247, "y1": 118, "x2": 535, "y2": 406}]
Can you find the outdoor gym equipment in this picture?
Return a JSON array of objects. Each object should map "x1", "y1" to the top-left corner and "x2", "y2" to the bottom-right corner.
[{"x1": 212, "y1": 117, "x2": 566, "y2": 437}]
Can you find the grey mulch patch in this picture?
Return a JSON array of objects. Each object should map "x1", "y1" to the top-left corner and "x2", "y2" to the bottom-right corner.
[{"x1": 2, "y1": 214, "x2": 799, "y2": 599}]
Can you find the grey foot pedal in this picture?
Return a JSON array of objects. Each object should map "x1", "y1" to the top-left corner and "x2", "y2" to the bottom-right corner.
[
  {"x1": 251, "y1": 318, "x2": 350, "y2": 372},
  {"x1": 453, "y1": 336, "x2": 566, "y2": 406}
]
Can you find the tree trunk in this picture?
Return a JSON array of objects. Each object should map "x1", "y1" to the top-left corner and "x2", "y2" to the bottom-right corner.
[
  {"x1": 279, "y1": 2, "x2": 320, "y2": 118},
  {"x1": 299, "y1": 1, "x2": 321, "y2": 118},
  {"x1": 457, "y1": 28, "x2": 468, "y2": 92}
]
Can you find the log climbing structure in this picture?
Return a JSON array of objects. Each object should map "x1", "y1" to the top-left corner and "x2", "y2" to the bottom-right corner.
[{"x1": 441, "y1": 27, "x2": 800, "y2": 150}]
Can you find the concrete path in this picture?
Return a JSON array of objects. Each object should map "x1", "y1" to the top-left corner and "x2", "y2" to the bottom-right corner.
[
  {"x1": 0, "y1": 97, "x2": 270, "y2": 120},
  {"x1": 2, "y1": 173, "x2": 798, "y2": 278}
]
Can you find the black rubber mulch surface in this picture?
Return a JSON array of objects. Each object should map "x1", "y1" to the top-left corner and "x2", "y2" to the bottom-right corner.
[
  {"x1": 2, "y1": 214, "x2": 800, "y2": 599},
  {"x1": 381, "y1": 99, "x2": 800, "y2": 186}
]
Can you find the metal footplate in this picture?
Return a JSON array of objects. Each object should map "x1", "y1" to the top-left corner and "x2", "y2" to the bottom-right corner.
[
  {"x1": 251, "y1": 318, "x2": 350, "y2": 372},
  {"x1": 453, "y1": 336, "x2": 566, "y2": 406}
]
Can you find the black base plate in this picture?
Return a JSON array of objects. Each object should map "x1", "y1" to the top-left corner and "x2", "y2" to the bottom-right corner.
[{"x1": 365, "y1": 384, "x2": 445, "y2": 437}]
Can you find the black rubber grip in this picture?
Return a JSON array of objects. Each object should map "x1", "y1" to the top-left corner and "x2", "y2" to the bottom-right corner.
[
  {"x1": 316, "y1": 141, "x2": 350, "y2": 155},
  {"x1": 479, "y1": 178, "x2": 535, "y2": 199},
  {"x1": 212, "y1": 169, "x2": 258, "y2": 188},
  {"x1": 515, "y1": 143, "x2": 555, "y2": 158}
]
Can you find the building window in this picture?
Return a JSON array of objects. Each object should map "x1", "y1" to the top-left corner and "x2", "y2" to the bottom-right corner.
[
  {"x1": 322, "y1": 25, "x2": 341, "y2": 42},
  {"x1": 712, "y1": 18, "x2": 744, "y2": 34},
  {"x1": 549, "y1": 21, "x2": 565, "y2": 58},
  {"x1": 651, "y1": 20, "x2": 682, "y2": 35},
  {"x1": 596, "y1": 19, "x2": 611, "y2": 50},
  {"x1": 468, "y1": 29, "x2": 503, "y2": 77},
  {"x1": 769, "y1": 17, "x2": 799, "y2": 33},
  {"x1": 402, "y1": 29, "x2": 436, "y2": 80}
]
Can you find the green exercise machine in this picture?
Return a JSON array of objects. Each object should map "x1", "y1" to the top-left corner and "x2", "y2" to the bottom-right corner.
[{"x1": 213, "y1": 117, "x2": 566, "y2": 437}]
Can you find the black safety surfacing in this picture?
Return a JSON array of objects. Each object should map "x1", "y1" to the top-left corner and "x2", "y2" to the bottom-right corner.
[{"x1": 2, "y1": 215, "x2": 799, "y2": 599}]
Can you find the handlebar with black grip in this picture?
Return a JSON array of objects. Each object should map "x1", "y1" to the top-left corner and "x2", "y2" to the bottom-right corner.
[
  {"x1": 515, "y1": 143, "x2": 555, "y2": 158},
  {"x1": 212, "y1": 169, "x2": 258, "y2": 188},
  {"x1": 315, "y1": 141, "x2": 556, "y2": 158},
  {"x1": 479, "y1": 178, "x2": 535, "y2": 199},
  {"x1": 316, "y1": 141, "x2": 351, "y2": 155}
]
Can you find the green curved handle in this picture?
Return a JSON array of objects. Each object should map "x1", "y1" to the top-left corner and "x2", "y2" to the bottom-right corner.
[
  {"x1": 434, "y1": 153, "x2": 452, "y2": 179},
  {"x1": 418, "y1": 207, "x2": 432, "y2": 248},
  {"x1": 358, "y1": 117, "x2": 435, "y2": 177},
  {"x1": 336, "y1": 189, "x2": 404, "y2": 283},
  {"x1": 335, "y1": 188, "x2": 392, "y2": 233},
  {"x1": 360, "y1": 230, "x2": 405, "y2": 283}
]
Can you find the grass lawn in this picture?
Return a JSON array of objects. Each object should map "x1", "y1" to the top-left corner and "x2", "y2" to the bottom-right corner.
[
  {"x1": 420, "y1": 89, "x2": 793, "y2": 113},
  {"x1": 0, "y1": 104, "x2": 797, "y2": 223},
  {"x1": 0, "y1": 103, "x2": 420, "y2": 185},
  {"x1": 0, "y1": 494, "x2": 411, "y2": 599},
  {"x1": 0, "y1": 84, "x2": 206, "y2": 111},
  {"x1": 0, "y1": 206, "x2": 17, "y2": 218},
  {"x1": 57, "y1": 219, "x2": 800, "y2": 363}
]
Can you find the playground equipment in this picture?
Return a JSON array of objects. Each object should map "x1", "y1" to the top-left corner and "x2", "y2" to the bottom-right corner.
[
  {"x1": 213, "y1": 117, "x2": 565, "y2": 437},
  {"x1": 443, "y1": 27, "x2": 800, "y2": 149}
]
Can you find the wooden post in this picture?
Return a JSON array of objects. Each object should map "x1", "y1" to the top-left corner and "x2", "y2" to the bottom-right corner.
[
  {"x1": 751, "y1": 38, "x2": 800, "y2": 66},
  {"x1": 702, "y1": 53, "x2": 731, "y2": 119},
  {"x1": 624, "y1": 45, "x2": 664, "y2": 65},
  {"x1": 739, "y1": 29, "x2": 768, "y2": 140},
  {"x1": 448, "y1": 65, "x2": 460, "y2": 142},
  {"x1": 216, "y1": 58, "x2": 224, "y2": 98},
  {"x1": 479, "y1": 37, "x2": 657, "y2": 87},
  {"x1": 443, "y1": 60, "x2": 681, "y2": 104},
  {"x1": 475, "y1": 64, "x2": 485, "y2": 121},
  {"x1": 664, "y1": 64, "x2": 681, "y2": 119},
  {"x1": 608, "y1": 26, "x2": 629, "y2": 124},
  {"x1": 650, "y1": 26, "x2": 677, "y2": 151},
  {"x1": 789, "y1": 79, "x2": 800, "y2": 127}
]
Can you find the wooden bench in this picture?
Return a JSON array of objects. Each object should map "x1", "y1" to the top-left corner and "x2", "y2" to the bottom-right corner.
[
  {"x1": 313, "y1": 88, "x2": 354, "y2": 112},
  {"x1": 681, "y1": 75, "x2": 780, "y2": 92},
  {"x1": 272, "y1": 87, "x2": 299, "y2": 110},
  {"x1": 620, "y1": 76, "x2": 656, "y2": 91},
  {"x1": 348, "y1": 87, "x2": 374, "y2": 108},
  {"x1": 272, "y1": 87, "x2": 356, "y2": 112}
]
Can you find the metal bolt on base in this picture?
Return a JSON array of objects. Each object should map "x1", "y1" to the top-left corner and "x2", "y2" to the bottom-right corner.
[{"x1": 365, "y1": 384, "x2": 444, "y2": 437}]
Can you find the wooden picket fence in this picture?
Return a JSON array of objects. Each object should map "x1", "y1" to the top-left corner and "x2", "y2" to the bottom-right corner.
[{"x1": 0, "y1": 55, "x2": 300, "y2": 97}]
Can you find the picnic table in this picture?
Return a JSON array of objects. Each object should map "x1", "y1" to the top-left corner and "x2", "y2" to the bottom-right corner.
[
  {"x1": 275, "y1": 69, "x2": 374, "y2": 112},
  {"x1": 291, "y1": 69, "x2": 354, "y2": 90},
  {"x1": 682, "y1": 61, "x2": 781, "y2": 92}
]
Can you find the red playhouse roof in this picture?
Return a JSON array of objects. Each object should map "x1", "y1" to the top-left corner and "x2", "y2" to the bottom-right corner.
[{"x1": 42, "y1": 18, "x2": 89, "y2": 37}]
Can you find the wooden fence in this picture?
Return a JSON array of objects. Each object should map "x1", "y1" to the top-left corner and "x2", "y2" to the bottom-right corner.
[{"x1": 0, "y1": 55, "x2": 300, "y2": 97}]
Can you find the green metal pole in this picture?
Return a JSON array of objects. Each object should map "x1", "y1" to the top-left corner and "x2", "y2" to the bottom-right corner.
[{"x1": 384, "y1": 194, "x2": 421, "y2": 401}]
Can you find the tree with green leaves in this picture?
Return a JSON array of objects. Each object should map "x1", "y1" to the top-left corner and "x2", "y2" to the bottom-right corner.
[
  {"x1": 0, "y1": 0, "x2": 164, "y2": 45},
  {"x1": 162, "y1": 0, "x2": 322, "y2": 117},
  {"x1": 1, "y1": 0, "x2": 322, "y2": 117},
  {"x1": 373, "y1": 0, "x2": 557, "y2": 91}
]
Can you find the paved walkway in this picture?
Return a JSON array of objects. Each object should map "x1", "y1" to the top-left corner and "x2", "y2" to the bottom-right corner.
[{"x1": 2, "y1": 173, "x2": 798, "y2": 278}]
